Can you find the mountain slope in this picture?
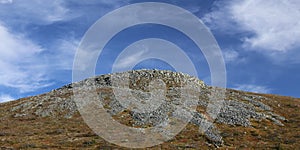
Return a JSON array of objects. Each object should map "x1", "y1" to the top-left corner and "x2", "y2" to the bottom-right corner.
[{"x1": 0, "y1": 70, "x2": 299, "y2": 149}]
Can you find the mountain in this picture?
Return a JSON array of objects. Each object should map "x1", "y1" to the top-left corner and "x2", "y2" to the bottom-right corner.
[{"x1": 0, "y1": 70, "x2": 299, "y2": 149}]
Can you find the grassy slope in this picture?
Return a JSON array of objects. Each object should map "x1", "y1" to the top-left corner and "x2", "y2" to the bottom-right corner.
[{"x1": 0, "y1": 89, "x2": 299, "y2": 149}]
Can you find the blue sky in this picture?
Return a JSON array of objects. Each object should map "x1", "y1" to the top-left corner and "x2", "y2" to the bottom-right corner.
[{"x1": 0, "y1": 0, "x2": 299, "y2": 102}]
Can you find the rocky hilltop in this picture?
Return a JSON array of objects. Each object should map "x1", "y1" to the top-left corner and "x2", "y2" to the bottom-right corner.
[{"x1": 0, "y1": 70, "x2": 299, "y2": 149}]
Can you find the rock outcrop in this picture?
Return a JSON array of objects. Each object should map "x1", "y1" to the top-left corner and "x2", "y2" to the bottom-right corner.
[{"x1": 7, "y1": 69, "x2": 287, "y2": 147}]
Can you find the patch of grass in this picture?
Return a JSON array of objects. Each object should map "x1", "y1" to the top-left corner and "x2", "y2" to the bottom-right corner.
[
  {"x1": 0, "y1": 86, "x2": 299, "y2": 149},
  {"x1": 18, "y1": 143, "x2": 37, "y2": 149}
]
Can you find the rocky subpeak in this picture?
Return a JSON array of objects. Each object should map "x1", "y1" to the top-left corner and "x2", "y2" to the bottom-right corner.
[{"x1": 7, "y1": 69, "x2": 287, "y2": 146}]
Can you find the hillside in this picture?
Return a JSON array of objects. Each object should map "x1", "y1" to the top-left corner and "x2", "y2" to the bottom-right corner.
[{"x1": 0, "y1": 70, "x2": 299, "y2": 149}]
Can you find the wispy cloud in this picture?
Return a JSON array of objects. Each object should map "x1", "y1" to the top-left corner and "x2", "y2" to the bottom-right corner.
[
  {"x1": 0, "y1": 25, "x2": 78, "y2": 93},
  {"x1": 233, "y1": 84, "x2": 271, "y2": 93},
  {"x1": 50, "y1": 39, "x2": 79, "y2": 70},
  {"x1": 223, "y1": 49, "x2": 240, "y2": 63},
  {"x1": 0, "y1": 94, "x2": 15, "y2": 103},
  {"x1": 0, "y1": 0, "x2": 88, "y2": 94},
  {"x1": 113, "y1": 50, "x2": 147, "y2": 70},
  {"x1": 0, "y1": 0, "x2": 12, "y2": 4},
  {"x1": 0, "y1": 23, "x2": 53, "y2": 93},
  {"x1": 203, "y1": 0, "x2": 300, "y2": 52},
  {"x1": 0, "y1": 0, "x2": 70, "y2": 25},
  {"x1": 70, "y1": 0, "x2": 129, "y2": 7}
]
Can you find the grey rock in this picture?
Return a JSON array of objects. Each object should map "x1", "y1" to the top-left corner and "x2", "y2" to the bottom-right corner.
[
  {"x1": 7, "y1": 69, "x2": 286, "y2": 146},
  {"x1": 13, "y1": 113, "x2": 27, "y2": 118}
]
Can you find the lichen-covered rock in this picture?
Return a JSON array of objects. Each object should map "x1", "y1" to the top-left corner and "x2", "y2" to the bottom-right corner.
[{"x1": 7, "y1": 69, "x2": 285, "y2": 146}]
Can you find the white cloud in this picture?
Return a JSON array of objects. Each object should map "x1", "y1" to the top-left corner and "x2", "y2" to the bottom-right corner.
[
  {"x1": 50, "y1": 39, "x2": 79, "y2": 70},
  {"x1": 0, "y1": 0, "x2": 70, "y2": 25},
  {"x1": 223, "y1": 49, "x2": 239, "y2": 62},
  {"x1": 233, "y1": 84, "x2": 271, "y2": 93},
  {"x1": 0, "y1": 94, "x2": 15, "y2": 103},
  {"x1": 0, "y1": 1, "x2": 133, "y2": 97},
  {"x1": 0, "y1": 24, "x2": 43, "y2": 59},
  {"x1": 0, "y1": 23, "x2": 80, "y2": 94},
  {"x1": 203, "y1": 0, "x2": 300, "y2": 52},
  {"x1": 0, "y1": 0, "x2": 12, "y2": 4},
  {"x1": 69, "y1": 0, "x2": 129, "y2": 7},
  {"x1": 114, "y1": 50, "x2": 146, "y2": 69},
  {"x1": 0, "y1": 23, "x2": 52, "y2": 93}
]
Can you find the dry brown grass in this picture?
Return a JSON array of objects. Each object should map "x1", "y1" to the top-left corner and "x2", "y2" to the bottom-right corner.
[{"x1": 0, "y1": 89, "x2": 299, "y2": 149}]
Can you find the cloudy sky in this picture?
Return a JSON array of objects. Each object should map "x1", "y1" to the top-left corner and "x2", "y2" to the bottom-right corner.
[{"x1": 0, "y1": 0, "x2": 299, "y2": 102}]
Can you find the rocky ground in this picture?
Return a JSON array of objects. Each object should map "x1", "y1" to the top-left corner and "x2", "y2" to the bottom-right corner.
[{"x1": 0, "y1": 70, "x2": 299, "y2": 149}]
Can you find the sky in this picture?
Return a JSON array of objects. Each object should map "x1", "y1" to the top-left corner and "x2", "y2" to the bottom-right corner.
[{"x1": 0, "y1": 0, "x2": 299, "y2": 102}]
